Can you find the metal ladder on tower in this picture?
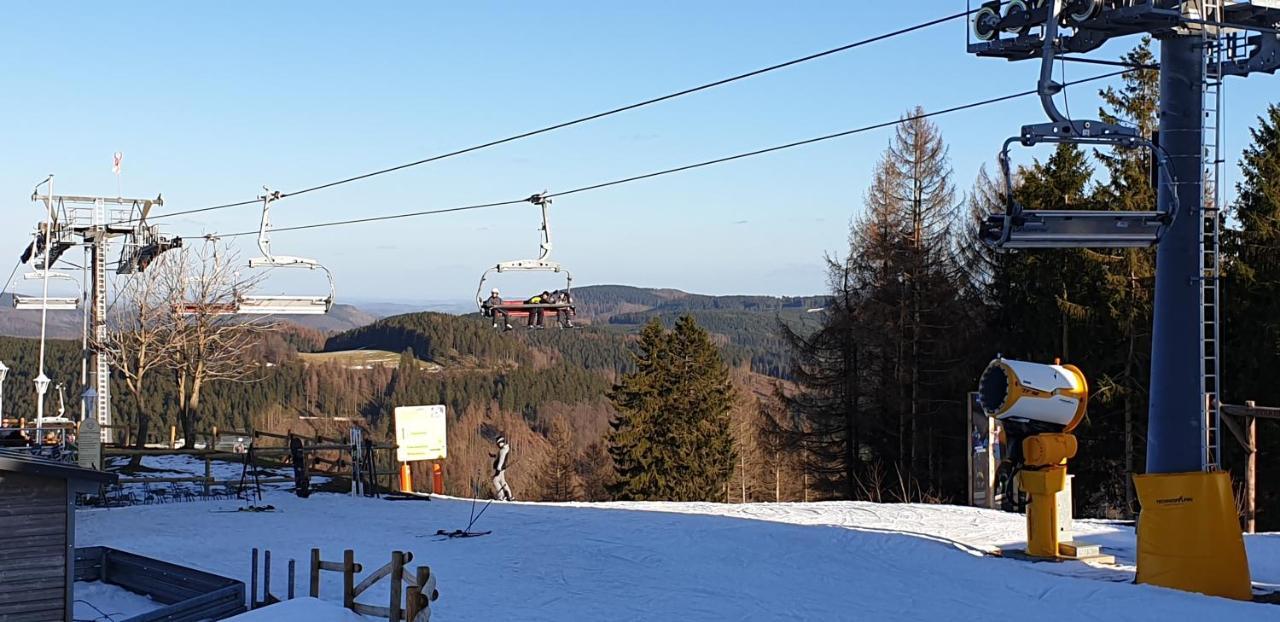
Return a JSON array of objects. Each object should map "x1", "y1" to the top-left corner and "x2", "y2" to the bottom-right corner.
[
  {"x1": 91, "y1": 200, "x2": 113, "y2": 442},
  {"x1": 1199, "y1": 0, "x2": 1225, "y2": 471}
]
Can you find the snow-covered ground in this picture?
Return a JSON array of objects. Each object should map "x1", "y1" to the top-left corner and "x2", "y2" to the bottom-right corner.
[
  {"x1": 76, "y1": 489, "x2": 1280, "y2": 621},
  {"x1": 74, "y1": 580, "x2": 161, "y2": 620},
  {"x1": 224, "y1": 597, "x2": 367, "y2": 621},
  {"x1": 101, "y1": 454, "x2": 328, "y2": 500}
]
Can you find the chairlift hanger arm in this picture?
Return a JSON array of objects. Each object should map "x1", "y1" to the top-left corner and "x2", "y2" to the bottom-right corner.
[{"x1": 527, "y1": 192, "x2": 554, "y2": 262}]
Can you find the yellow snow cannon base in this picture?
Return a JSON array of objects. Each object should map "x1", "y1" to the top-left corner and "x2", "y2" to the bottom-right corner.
[
  {"x1": 1134, "y1": 470, "x2": 1251, "y2": 601},
  {"x1": 1019, "y1": 465, "x2": 1067, "y2": 559}
]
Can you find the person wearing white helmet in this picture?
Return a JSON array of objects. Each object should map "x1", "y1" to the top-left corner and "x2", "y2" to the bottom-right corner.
[
  {"x1": 491, "y1": 435, "x2": 513, "y2": 501},
  {"x1": 482, "y1": 287, "x2": 513, "y2": 331}
]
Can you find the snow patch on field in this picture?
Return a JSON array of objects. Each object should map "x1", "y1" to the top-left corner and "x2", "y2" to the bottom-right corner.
[
  {"x1": 78, "y1": 492, "x2": 1280, "y2": 621},
  {"x1": 74, "y1": 581, "x2": 160, "y2": 620}
]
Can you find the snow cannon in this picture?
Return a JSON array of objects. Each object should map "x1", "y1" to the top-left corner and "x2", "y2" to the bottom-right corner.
[
  {"x1": 976, "y1": 357, "x2": 1107, "y2": 563},
  {"x1": 977, "y1": 357, "x2": 1087, "y2": 435}
]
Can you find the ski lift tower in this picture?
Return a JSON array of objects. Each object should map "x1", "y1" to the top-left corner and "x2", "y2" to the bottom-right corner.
[
  {"x1": 967, "y1": 0, "x2": 1280, "y2": 600},
  {"x1": 29, "y1": 186, "x2": 180, "y2": 443}
]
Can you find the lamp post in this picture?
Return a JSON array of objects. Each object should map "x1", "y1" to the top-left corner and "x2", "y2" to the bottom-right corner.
[
  {"x1": 34, "y1": 373, "x2": 50, "y2": 439},
  {"x1": 0, "y1": 360, "x2": 8, "y2": 423}
]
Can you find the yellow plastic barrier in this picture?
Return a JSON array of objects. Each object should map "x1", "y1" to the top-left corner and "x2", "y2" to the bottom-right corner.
[{"x1": 1134, "y1": 471, "x2": 1251, "y2": 601}]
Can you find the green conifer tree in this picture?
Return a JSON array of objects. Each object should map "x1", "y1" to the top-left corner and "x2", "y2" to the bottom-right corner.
[{"x1": 607, "y1": 317, "x2": 736, "y2": 501}]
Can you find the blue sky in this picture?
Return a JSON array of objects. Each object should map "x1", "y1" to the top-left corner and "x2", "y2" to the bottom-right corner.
[{"x1": 1, "y1": 2, "x2": 1275, "y2": 302}]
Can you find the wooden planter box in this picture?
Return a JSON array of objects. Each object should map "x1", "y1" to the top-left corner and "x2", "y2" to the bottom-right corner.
[{"x1": 74, "y1": 546, "x2": 246, "y2": 622}]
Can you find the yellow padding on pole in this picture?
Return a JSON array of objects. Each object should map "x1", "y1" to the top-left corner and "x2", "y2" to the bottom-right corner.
[{"x1": 1135, "y1": 471, "x2": 1251, "y2": 601}]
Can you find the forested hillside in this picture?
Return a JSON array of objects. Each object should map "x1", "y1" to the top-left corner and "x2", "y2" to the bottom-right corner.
[{"x1": 571, "y1": 285, "x2": 824, "y2": 378}]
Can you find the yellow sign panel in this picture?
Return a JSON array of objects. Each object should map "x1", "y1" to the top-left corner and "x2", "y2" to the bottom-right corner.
[{"x1": 394, "y1": 405, "x2": 447, "y2": 462}]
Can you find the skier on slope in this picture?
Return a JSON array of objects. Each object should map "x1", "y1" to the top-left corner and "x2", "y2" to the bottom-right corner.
[{"x1": 491, "y1": 435, "x2": 513, "y2": 501}]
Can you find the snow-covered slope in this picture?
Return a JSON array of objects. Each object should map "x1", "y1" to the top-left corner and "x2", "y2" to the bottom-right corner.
[{"x1": 77, "y1": 492, "x2": 1279, "y2": 621}]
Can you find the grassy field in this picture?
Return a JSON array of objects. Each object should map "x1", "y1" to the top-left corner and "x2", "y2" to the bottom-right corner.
[{"x1": 298, "y1": 349, "x2": 442, "y2": 371}]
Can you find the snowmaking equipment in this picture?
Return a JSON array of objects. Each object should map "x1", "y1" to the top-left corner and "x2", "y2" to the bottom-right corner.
[
  {"x1": 964, "y1": 0, "x2": 1279, "y2": 599},
  {"x1": 977, "y1": 358, "x2": 1111, "y2": 562}
]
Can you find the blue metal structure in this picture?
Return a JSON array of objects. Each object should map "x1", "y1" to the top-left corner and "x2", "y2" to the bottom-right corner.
[{"x1": 967, "y1": 0, "x2": 1280, "y2": 474}]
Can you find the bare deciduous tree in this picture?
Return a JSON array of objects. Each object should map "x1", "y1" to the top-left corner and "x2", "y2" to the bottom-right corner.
[
  {"x1": 159, "y1": 239, "x2": 271, "y2": 445},
  {"x1": 101, "y1": 255, "x2": 180, "y2": 463}
]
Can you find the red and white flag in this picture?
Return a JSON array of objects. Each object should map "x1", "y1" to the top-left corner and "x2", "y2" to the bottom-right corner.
[{"x1": 112, "y1": 152, "x2": 123, "y2": 175}]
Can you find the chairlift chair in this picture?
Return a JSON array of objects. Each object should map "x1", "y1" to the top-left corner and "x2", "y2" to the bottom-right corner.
[
  {"x1": 237, "y1": 189, "x2": 336, "y2": 315},
  {"x1": 476, "y1": 193, "x2": 576, "y2": 328},
  {"x1": 977, "y1": 2, "x2": 1178, "y2": 251},
  {"x1": 11, "y1": 271, "x2": 80, "y2": 311},
  {"x1": 980, "y1": 129, "x2": 1175, "y2": 249}
]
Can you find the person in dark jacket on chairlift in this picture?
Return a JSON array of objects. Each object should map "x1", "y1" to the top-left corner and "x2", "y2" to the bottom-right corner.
[{"x1": 482, "y1": 288, "x2": 513, "y2": 331}]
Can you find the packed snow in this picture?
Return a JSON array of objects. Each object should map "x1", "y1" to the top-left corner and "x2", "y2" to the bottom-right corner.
[
  {"x1": 224, "y1": 597, "x2": 367, "y2": 621},
  {"x1": 75, "y1": 488, "x2": 1280, "y2": 621},
  {"x1": 100, "y1": 454, "x2": 328, "y2": 500},
  {"x1": 74, "y1": 580, "x2": 160, "y2": 620}
]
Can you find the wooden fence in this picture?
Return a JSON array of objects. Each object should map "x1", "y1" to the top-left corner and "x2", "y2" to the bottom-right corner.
[
  {"x1": 75, "y1": 546, "x2": 246, "y2": 621},
  {"x1": 307, "y1": 548, "x2": 439, "y2": 621}
]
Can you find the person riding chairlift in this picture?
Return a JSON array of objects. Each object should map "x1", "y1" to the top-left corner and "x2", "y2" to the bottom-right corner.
[
  {"x1": 548, "y1": 289, "x2": 575, "y2": 327},
  {"x1": 524, "y1": 291, "x2": 552, "y2": 329},
  {"x1": 482, "y1": 288, "x2": 514, "y2": 331}
]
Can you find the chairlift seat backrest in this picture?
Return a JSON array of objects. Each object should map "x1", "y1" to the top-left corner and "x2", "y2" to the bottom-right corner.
[
  {"x1": 236, "y1": 295, "x2": 331, "y2": 315},
  {"x1": 13, "y1": 296, "x2": 79, "y2": 311},
  {"x1": 983, "y1": 210, "x2": 1166, "y2": 249},
  {"x1": 10, "y1": 271, "x2": 80, "y2": 311}
]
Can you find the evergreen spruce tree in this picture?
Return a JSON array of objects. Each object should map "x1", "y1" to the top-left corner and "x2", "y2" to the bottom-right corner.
[
  {"x1": 608, "y1": 320, "x2": 678, "y2": 500},
  {"x1": 667, "y1": 316, "x2": 736, "y2": 500},
  {"x1": 1225, "y1": 104, "x2": 1280, "y2": 407},
  {"x1": 608, "y1": 317, "x2": 736, "y2": 501}
]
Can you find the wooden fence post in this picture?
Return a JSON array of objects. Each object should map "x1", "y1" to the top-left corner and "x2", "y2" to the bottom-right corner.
[
  {"x1": 263, "y1": 550, "x2": 272, "y2": 602},
  {"x1": 204, "y1": 457, "x2": 212, "y2": 497},
  {"x1": 250, "y1": 548, "x2": 259, "y2": 609},
  {"x1": 389, "y1": 551, "x2": 404, "y2": 622},
  {"x1": 406, "y1": 566, "x2": 430, "y2": 621},
  {"x1": 288, "y1": 558, "x2": 296, "y2": 600},
  {"x1": 309, "y1": 548, "x2": 320, "y2": 598},
  {"x1": 342, "y1": 549, "x2": 356, "y2": 610},
  {"x1": 170, "y1": 425, "x2": 177, "y2": 449},
  {"x1": 1246, "y1": 401, "x2": 1258, "y2": 534}
]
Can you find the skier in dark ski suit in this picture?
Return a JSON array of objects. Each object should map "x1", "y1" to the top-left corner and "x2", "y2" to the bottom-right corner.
[{"x1": 491, "y1": 436, "x2": 513, "y2": 501}]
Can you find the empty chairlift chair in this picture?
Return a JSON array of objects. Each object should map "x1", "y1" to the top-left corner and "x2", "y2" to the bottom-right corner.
[
  {"x1": 476, "y1": 193, "x2": 575, "y2": 329},
  {"x1": 237, "y1": 189, "x2": 335, "y2": 315},
  {"x1": 11, "y1": 271, "x2": 80, "y2": 311}
]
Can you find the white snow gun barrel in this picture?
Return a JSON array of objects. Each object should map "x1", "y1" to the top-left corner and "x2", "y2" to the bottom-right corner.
[{"x1": 977, "y1": 357, "x2": 1087, "y2": 433}]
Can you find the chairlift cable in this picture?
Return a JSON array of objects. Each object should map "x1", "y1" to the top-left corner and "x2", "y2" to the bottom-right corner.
[
  {"x1": 0, "y1": 261, "x2": 20, "y2": 301},
  {"x1": 213, "y1": 69, "x2": 1132, "y2": 238},
  {"x1": 146, "y1": 9, "x2": 978, "y2": 221}
]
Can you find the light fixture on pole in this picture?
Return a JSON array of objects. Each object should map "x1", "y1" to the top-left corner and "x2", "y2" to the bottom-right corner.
[
  {"x1": 34, "y1": 373, "x2": 50, "y2": 435},
  {"x1": 0, "y1": 360, "x2": 8, "y2": 422}
]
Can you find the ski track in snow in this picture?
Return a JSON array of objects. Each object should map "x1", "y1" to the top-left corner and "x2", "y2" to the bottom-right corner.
[{"x1": 78, "y1": 492, "x2": 1279, "y2": 621}]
